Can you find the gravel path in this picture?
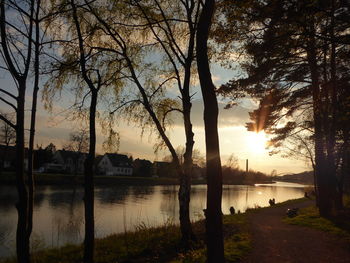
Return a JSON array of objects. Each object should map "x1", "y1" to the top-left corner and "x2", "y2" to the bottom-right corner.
[{"x1": 243, "y1": 200, "x2": 350, "y2": 263}]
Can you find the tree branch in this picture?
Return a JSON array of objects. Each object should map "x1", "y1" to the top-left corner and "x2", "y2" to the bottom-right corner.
[{"x1": 0, "y1": 113, "x2": 16, "y2": 129}]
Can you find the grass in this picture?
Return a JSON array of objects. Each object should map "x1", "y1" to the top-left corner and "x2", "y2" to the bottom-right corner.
[
  {"x1": 284, "y1": 198, "x2": 350, "y2": 241},
  {"x1": 1, "y1": 213, "x2": 250, "y2": 263}
]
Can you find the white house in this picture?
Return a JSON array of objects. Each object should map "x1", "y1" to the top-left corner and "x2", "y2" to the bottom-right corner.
[{"x1": 97, "y1": 153, "x2": 133, "y2": 176}]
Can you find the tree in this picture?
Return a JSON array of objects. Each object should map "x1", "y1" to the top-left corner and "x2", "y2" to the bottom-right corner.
[
  {"x1": 196, "y1": 0, "x2": 224, "y2": 261},
  {"x1": 70, "y1": 1, "x2": 105, "y2": 261},
  {"x1": 43, "y1": 1, "x2": 126, "y2": 260},
  {"x1": 64, "y1": 129, "x2": 89, "y2": 153},
  {"x1": 33, "y1": 143, "x2": 56, "y2": 169},
  {"x1": 0, "y1": 0, "x2": 44, "y2": 261},
  {"x1": 0, "y1": 113, "x2": 15, "y2": 146},
  {"x1": 81, "y1": 0, "x2": 202, "y2": 245},
  {"x1": 215, "y1": 0, "x2": 350, "y2": 217},
  {"x1": 0, "y1": 113, "x2": 15, "y2": 174}
]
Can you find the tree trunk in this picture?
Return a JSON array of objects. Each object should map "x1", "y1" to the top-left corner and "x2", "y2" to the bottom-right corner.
[
  {"x1": 307, "y1": 24, "x2": 335, "y2": 217},
  {"x1": 196, "y1": 1, "x2": 224, "y2": 262},
  {"x1": 27, "y1": 0, "x2": 41, "y2": 241},
  {"x1": 125, "y1": 55, "x2": 194, "y2": 244},
  {"x1": 84, "y1": 90, "x2": 97, "y2": 263},
  {"x1": 16, "y1": 81, "x2": 30, "y2": 263},
  {"x1": 179, "y1": 44, "x2": 196, "y2": 243},
  {"x1": 179, "y1": 102, "x2": 195, "y2": 244}
]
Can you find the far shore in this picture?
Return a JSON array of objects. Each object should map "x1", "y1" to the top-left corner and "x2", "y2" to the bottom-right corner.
[{"x1": 0, "y1": 172, "x2": 275, "y2": 186}]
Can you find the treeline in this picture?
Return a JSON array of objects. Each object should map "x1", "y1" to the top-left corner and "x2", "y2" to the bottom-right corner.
[{"x1": 222, "y1": 166, "x2": 272, "y2": 185}]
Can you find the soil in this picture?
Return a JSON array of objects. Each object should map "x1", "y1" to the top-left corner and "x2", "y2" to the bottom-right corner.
[{"x1": 243, "y1": 200, "x2": 350, "y2": 263}]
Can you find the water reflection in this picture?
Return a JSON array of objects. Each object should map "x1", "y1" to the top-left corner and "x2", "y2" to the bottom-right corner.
[{"x1": 0, "y1": 182, "x2": 305, "y2": 258}]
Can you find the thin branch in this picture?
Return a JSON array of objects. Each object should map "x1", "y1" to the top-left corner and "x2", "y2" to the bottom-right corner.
[
  {"x1": 0, "y1": 88, "x2": 17, "y2": 100},
  {"x1": 0, "y1": 97, "x2": 17, "y2": 110},
  {"x1": 149, "y1": 76, "x2": 177, "y2": 99},
  {"x1": 110, "y1": 99, "x2": 142, "y2": 115},
  {"x1": 0, "y1": 113, "x2": 16, "y2": 129}
]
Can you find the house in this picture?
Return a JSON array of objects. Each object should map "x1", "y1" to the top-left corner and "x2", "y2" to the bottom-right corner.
[
  {"x1": 0, "y1": 145, "x2": 28, "y2": 171},
  {"x1": 97, "y1": 153, "x2": 133, "y2": 176},
  {"x1": 133, "y1": 158, "x2": 152, "y2": 177},
  {"x1": 152, "y1": 161, "x2": 177, "y2": 178},
  {"x1": 52, "y1": 150, "x2": 87, "y2": 174}
]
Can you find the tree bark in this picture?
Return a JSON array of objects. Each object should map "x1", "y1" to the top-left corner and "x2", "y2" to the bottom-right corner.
[
  {"x1": 71, "y1": 1, "x2": 96, "y2": 261},
  {"x1": 84, "y1": 90, "x2": 97, "y2": 263},
  {"x1": 306, "y1": 23, "x2": 336, "y2": 217},
  {"x1": 196, "y1": 0, "x2": 224, "y2": 262},
  {"x1": 16, "y1": 80, "x2": 30, "y2": 263},
  {"x1": 27, "y1": 0, "x2": 41, "y2": 242}
]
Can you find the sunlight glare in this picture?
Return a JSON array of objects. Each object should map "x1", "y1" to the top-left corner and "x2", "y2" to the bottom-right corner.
[{"x1": 246, "y1": 131, "x2": 268, "y2": 154}]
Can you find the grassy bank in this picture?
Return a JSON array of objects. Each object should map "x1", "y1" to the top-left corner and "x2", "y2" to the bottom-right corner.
[
  {"x1": 1, "y1": 213, "x2": 250, "y2": 263},
  {"x1": 284, "y1": 196, "x2": 350, "y2": 240}
]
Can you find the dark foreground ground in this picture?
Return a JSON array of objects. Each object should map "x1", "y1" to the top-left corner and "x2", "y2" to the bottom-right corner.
[{"x1": 244, "y1": 199, "x2": 350, "y2": 263}]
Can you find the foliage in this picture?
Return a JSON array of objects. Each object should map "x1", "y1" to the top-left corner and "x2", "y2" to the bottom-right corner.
[
  {"x1": 63, "y1": 129, "x2": 89, "y2": 153},
  {"x1": 0, "y1": 113, "x2": 15, "y2": 146},
  {"x1": 214, "y1": 0, "x2": 350, "y2": 215},
  {"x1": 222, "y1": 166, "x2": 271, "y2": 185},
  {"x1": 33, "y1": 143, "x2": 56, "y2": 169}
]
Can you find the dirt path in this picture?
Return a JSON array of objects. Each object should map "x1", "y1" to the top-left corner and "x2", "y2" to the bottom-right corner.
[{"x1": 243, "y1": 200, "x2": 350, "y2": 263}]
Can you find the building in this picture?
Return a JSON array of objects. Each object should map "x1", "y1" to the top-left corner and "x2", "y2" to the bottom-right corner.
[
  {"x1": 133, "y1": 158, "x2": 152, "y2": 177},
  {"x1": 152, "y1": 161, "x2": 177, "y2": 178},
  {"x1": 0, "y1": 145, "x2": 28, "y2": 171},
  {"x1": 97, "y1": 153, "x2": 133, "y2": 176},
  {"x1": 52, "y1": 150, "x2": 87, "y2": 174}
]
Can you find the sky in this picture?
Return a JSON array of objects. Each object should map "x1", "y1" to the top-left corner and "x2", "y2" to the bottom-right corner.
[
  {"x1": 0, "y1": 60, "x2": 310, "y2": 175},
  {"x1": 0, "y1": 1, "x2": 313, "y2": 176}
]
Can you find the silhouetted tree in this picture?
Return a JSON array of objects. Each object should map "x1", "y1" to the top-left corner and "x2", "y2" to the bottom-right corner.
[
  {"x1": 82, "y1": 0, "x2": 203, "y2": 245},
  {"x1": 215, "y1": 0, "x2": 350, "y2": 217},
  {"x1": 0, "y1": 0, "x2": 42, "y2": 261},
  {"x1": 196, "y1": 0, "x2": 224, "y2": 261}
]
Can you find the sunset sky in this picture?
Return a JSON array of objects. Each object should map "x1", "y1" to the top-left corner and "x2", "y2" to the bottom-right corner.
[{"x1": 0, "y1": 61, "x2": 310, "y2": 175}]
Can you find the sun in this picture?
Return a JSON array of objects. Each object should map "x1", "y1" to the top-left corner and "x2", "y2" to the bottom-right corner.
[{"x1": 246, "y1": 131, "x2": 268, "y2": 154}]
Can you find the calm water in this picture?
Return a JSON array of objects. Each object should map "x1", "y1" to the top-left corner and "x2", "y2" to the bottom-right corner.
[{"x1": 0, "y1": 182, "x2": 306, "y2": 258}]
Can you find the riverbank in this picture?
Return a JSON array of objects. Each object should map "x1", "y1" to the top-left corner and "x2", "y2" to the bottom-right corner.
[
  {"x1": 3, "y1": 198, "x2": 349, "y2": 262},
  {"x1": 0, "y1": 212, "x2": 250, "y2": 263},
  {"x1": 0, "y1": 172, "x2": 274, "y2": 186}
]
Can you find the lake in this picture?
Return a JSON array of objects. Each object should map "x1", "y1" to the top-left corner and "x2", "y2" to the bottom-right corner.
[{"x1": 0, "y1": 182, "x2": 306, "y2": 258}]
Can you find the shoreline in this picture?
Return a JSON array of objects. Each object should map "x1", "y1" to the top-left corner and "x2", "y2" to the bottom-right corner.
[{"x1": 0, "y1": 172, "x2": 275, "y2": 186}]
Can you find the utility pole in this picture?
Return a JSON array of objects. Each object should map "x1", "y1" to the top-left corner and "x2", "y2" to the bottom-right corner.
[{"x1": 246, "y1": 159, "x2": 248, "y2": 173}]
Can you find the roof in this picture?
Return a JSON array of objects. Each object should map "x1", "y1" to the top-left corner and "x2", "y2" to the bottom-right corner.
[
  {"x1": 134, "y1": 158, "x2": 152, "y2": 164},
  {"x1": 105, "y1": 153, "x2": 131, "y2": 167},
  {"x1": 56, "y1": 150, "x2": 87, "y2": 161}
]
